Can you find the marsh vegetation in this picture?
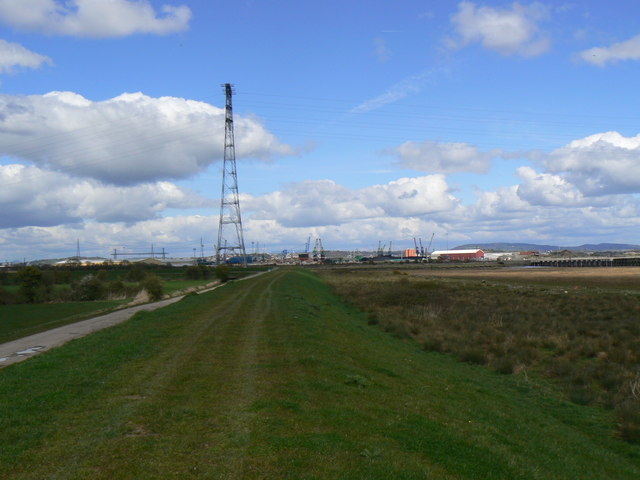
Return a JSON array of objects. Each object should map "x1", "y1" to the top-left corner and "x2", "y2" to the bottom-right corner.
[{"x1": 320, "y1": 266, "x2": 640, "y2": 443}]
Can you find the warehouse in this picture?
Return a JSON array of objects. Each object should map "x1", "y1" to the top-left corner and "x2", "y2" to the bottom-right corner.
[{"x1": 430, "y1": 249, "x2": 485, "y2": 261}]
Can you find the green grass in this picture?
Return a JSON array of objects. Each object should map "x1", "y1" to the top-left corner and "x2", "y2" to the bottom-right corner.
[
  {"x1": 0, "y1": 277, "x2": 217, "y2": 344},
  {"x1": 0, "y1": 268, "x2": 638, "y2": 478},
  {"x1": 0, "y1": 300, "x2": 125, "y2": 344},
  {"x1": 162, "y1": 279, "x2": 217, "y2": 294}
]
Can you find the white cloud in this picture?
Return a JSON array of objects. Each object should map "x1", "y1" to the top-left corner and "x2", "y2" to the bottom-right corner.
[
  {"x1": 578, "y1": 34, "x2": 640, "y2": 66},
  {"x1": 468, "y1": 181, "x2": 640, "y2": 246},
  {"x1": 242, "y1": 176, "x2": 640, "y2": 252},
  {"x1": 393, "y1": 140, "x2": 499, "y2": 174},
  {"x1": 242, "y1": 175, "x2": 459, "y2": 228},
  {"x1": 0, "y1": 0, "x2": 191, "y2": 37},
  {"x1": 0, "y1": 213, "x2": 451, "y2": 260},
  {"x1": 350, "y1": 69, "x2": 442, "y2": 114},
  {"x1": 0, "y1": 213, "x2": 219, "y2": 260},
  {"x1": 0, "y1": 91, "x2": 294, "y2": 185},
  {"x1": 0, "y1": 38, "x2": 52, "y2": 72},
  {"x1": 541, "y1": 131, "x2": 640, "y2": 195},
  {"x1": 373, "y1": 37, "x2": 391, "y2": 63},
  {"x1": 515, "y1": 166, "x2": 585, "y2": 206},
  {"x1": 4, "y1": 167, "x2": 640, "y2": 260},
  {"x1": 449, "y1": 1, "x2": 550, "y2": 56},
  {"x1": 0, "y1": 163, "x2": 209, "y2": 228},
  {"x1": 474, "y1": 185, "x2": 530, "y2": 218}
]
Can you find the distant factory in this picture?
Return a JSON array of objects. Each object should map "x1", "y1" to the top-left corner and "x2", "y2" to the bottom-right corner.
[{"x1": 430, "y1": 249, "x2": 485, "y2": 261}]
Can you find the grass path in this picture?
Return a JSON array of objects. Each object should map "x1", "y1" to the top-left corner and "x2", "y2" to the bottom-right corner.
[{"x1": 0, "y1": 268, "x2": 638, "y2": 479}]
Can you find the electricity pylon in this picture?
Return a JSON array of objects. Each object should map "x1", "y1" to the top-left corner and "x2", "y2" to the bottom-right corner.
[{"x1": 216, "y1": 83, "x2": 247, "y2": 266}]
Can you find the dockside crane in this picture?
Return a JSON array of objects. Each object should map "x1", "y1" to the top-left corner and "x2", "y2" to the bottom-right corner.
[{"x1": 427, "y1": 233, "x2": 435, "y2": 256}]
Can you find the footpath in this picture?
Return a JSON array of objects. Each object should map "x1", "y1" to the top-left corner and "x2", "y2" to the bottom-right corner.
[{"x1": 0, "y1": 272, "x2": 265, "y2": 368}]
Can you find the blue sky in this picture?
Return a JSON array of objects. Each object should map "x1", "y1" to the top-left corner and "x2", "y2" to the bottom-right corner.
[{"x1": 1, "y1": 0, "x2": 640, "y2": 260}]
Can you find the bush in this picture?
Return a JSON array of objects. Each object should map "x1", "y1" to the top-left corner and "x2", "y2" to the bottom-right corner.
[
  {"x1": 421, "y1": 336, "x2": 444, "y2": 353},
  {"x1": 73, "y1": 275, "x2": 105, "y2": 301},
  {"x1": 214, "y1": 265, "x2": 230, "y2": 283},
  {"x1": 141, "y1": 275, "x2": 164, "y2": 301},
  {"x1": 185, "y1": 265, "x2": 212, "y2": 280},
  {"x1": 16, "y1": 266, "x2": 43, "y2": 303},
  {"x1": 41, "y1": 270, "x2": 55, "y2": 287},
  {"x1": 96, "y1": 270, "x2": 109, "y2": 282},
  {"x1": 615, "y1": 400, "x2": 640, "y2": 443},
  {"x1": 458, "y1": 348, "x2": 486, "y2": 365},
  {"x1": 106, "y1": 280, "x2": 126, "y2": 298},
  {"x1": 569, "y1": 386, "x2": 597, "y2": 406},
  {"x1": 55, "y1": 285, "x2": 74, "y2": 302},
  {"x1": 493, "y1": 355, "x2": 516, "y2": 375},
  {"x1": 126, "y1": 265, "x2": 148, "y2": 282},
  {"x1": 53, "y1": 269, "x2": 72, "y2": 284}
]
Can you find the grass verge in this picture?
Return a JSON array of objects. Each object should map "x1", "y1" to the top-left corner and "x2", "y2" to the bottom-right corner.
[{"x1": 0, "y1": 300, "x2": 126, "y2": 344}]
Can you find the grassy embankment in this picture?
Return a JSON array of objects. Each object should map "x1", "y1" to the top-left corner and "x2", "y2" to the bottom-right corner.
[
  {"x1": 319, "y1": 266, "x2": 640, "y2": 443},
  {"x1": 0, "y1": 268, "x2": 638, "y2": 479}
]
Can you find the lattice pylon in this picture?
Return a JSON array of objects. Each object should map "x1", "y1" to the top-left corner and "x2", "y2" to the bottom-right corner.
[{"x1": 216, "y1": 83, "x2": 247, "y2": 266}]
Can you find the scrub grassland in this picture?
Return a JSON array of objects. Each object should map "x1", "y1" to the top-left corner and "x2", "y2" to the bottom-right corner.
[
  {"x1": 319, "y1": 265, "x2": 640, "y2": 444},
  {"x1": 1, "y1": 268, "x2": 639, "y2": 479}
]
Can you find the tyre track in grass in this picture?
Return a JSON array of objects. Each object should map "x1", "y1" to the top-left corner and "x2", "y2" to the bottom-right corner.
[{"x1": 135, "y1": 269, "x2": 278, "y2": 477}]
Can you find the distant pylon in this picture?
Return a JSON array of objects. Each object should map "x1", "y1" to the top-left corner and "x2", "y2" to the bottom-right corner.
[{"x1": 216, "y1": 83, "x2": 247, "y2": 266}]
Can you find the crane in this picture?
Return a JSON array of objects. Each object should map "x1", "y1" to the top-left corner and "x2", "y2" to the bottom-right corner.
[
  {"x1": 427, "y1": 233, "x2": 435, "y2": 256},
  {"x1": 418, "y1": 238, "x2": 424, "y2": 257}
]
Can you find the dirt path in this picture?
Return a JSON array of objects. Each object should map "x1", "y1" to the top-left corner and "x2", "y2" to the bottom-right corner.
[{"x1": 0, "y1": 270, "x2": 268, "y2": 368}]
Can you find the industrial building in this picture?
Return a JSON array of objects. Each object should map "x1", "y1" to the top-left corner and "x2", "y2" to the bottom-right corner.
[{"x1": 430, "y1": 249, "x2": 485, "y2": 261}]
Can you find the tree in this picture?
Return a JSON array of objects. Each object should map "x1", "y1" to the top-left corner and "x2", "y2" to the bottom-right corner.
[{"x1": 16, "y1": 266, "x2": 43, "y2": 303}]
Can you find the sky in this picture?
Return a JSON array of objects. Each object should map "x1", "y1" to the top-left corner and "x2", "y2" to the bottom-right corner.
[{"x1": 1, "y1": 0, "x2": 640, "y2": 261}]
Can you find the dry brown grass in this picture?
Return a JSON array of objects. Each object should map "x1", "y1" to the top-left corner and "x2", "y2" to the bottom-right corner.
[
  {"x1": 412, "y1": 266, "x2": 640, "y2": 290},
  {"x1": 319, "y1": 265, "x2": 640, "y2": 443}
]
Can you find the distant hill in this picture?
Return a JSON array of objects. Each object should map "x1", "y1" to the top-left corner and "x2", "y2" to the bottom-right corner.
[{"x1": 455, "y1": 242, "x2": 640, "y2": 252}]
